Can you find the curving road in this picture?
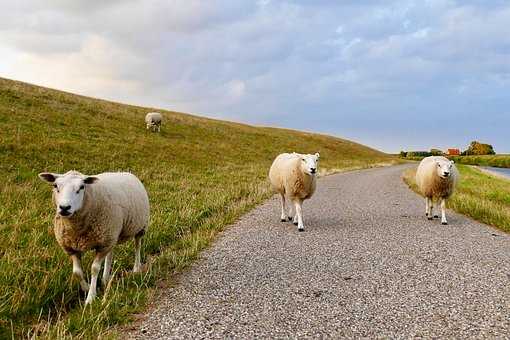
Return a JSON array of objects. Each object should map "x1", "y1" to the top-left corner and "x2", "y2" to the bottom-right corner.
[{"x1": 128, "y1": 164, "x2": 510, "y2": 338}]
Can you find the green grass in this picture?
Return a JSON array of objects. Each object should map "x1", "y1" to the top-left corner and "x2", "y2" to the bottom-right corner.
[
  {"x1": 403, "y1": 164, "x2": 510, "y2": 233},
  {"x1": 449, "y1": 155, "x2": 510, "y2": 168},
  {"x1": 0, "y1": 77, "x2": 395, "y2": 338}
]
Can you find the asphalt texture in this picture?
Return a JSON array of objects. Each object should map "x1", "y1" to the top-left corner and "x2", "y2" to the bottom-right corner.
[{"x1": 129, "y1": 164, "x2": 510, "y2": 339}]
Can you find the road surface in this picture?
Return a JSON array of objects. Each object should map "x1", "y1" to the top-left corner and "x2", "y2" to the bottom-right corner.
[{"x1": 128, "y1": 164, "x2": 510, "y2": 338}]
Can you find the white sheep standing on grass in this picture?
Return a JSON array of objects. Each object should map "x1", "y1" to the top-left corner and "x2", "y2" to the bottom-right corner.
[
  {"x1": 38, "y1": 170, "x2": 150, "y2": 305},
  {"x1": 145, "y1": 112, "x2": 162, "y2": 132},
  {"x1": 415, "y1": 156, "x2": 459, "y2": 225},
  {"x1": 269, "y1": 152, "x2": 320, "y2": 232}
]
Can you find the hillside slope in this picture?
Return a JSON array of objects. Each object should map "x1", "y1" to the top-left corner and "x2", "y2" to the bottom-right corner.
[{"x1": 0, "y1": 77, "x2": 393, "y2": 337}]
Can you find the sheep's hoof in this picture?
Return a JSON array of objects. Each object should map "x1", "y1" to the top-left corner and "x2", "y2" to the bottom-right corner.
[
  {"x1": 442, "y1": 222, "x2": 448, "y2": 225},
  {"x1": 427, "y1": 217, "x2": 433, "y2": 221},
  {"x1": 298, "y1": 227, "x2": 305, "y2": 232},
  {"x1": 84, "y1": 296, "x2": 95, "y2": 305},
  {"x1": 293, "y1": 222, "x2": 298, "y2": 226},
  {"x1": 280, "y1": 218, "x2": 287, "y2": 222},
  {"x1": 288, "y1": 216, "x2": 292, "y2": 221},
  {"x1": 434, "y1": 215, "x2": 439, "y2": 219}
]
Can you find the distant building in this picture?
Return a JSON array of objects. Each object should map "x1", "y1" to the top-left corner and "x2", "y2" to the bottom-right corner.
[{"x1": 447, "y1": 148, "x2": 460, "y2": 156}]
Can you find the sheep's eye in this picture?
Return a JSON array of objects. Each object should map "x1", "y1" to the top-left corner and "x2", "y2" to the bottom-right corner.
[{"x1": 77, "y1": 185, "x2": 85, "y2": 193}]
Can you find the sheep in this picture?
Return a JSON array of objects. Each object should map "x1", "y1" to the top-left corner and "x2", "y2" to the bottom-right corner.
[
  {"x1": 415, "y1": 156, "x2": 459, "y2": 225},
  {"x1": 269, "y1": 152, "x2": 320, "y2": 231},
  {"x1": 145, "y1": 112, "x2": 162, "y2": 132},
  {"x1": 38, "y1": 170, "x2": 150, "y2": 305}
]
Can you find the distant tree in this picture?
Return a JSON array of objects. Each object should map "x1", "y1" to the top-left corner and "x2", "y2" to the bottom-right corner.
[
  {"x1": 399, "y1": 151, "x2": 407, "y2": 158},
  {"x1": 463, "y1": 141, "x2": 496, "y2": 155},
  {"x1": 430, "y1": 148, "x2": 444, "y2": 156},
  {"x1": 407, "y1": 151, "x2": 432, "y2": 158}
]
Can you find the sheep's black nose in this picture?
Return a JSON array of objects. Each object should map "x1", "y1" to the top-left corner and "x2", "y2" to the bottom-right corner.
[
  {"x1": 443, "y1": 172, "x2": 450, "y2": 176},
  {"x1": 59, "y1": 205, "x2": 71, "y2": 212},
  {"x1": 310, "y1": 168, "x2": 316, "y2": 173}
]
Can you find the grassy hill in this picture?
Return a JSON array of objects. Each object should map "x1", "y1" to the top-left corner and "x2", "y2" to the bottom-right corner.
[{"x1": 0, "y1": 77, "x2": 394, "y2": 338}]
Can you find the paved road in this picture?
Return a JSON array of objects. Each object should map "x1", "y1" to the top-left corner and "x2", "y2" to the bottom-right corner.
[{"x1": 129, "y1": 164, "x2": 510, "y2": 338}]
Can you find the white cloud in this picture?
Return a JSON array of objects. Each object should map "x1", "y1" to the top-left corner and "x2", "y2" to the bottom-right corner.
[{"x1": 1, "y1": 1, "x2": 510, "y2": 151}]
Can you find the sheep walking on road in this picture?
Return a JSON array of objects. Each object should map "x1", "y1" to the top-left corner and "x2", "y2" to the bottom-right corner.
[
  {"x1": 269, "y1": 152, "x2": 320, "y2": 231},
  {"x1": 145, "y1": 112, "x2": 162, "y2": 132},
  {"x1": 415, "y1": 156, "x2": 459, "y2": 225},
  {"x1": 38, "y1": 171, "x2": 150, "y2": 305}
]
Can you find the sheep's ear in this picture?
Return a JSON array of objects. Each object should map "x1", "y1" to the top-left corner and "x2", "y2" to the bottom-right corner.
[
  {"x1": 38, "y1": 172, "x2": 59, "y2": 183},
  {"x1": 83, "y1": 176, "x2": 99, "y2": 184},
  {"x1": 450, "y1": 160, "x2": 455, "y2": 164},
  {"x1": 315, "y1": 152, "x2": 320, "y2": 160}
]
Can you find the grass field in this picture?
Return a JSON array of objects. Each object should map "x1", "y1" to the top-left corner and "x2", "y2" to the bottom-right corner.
[
  {"x1": 449, "y1": 155, "x2": 510, "y2": 168},
  {"x1": 0, "y1": 77, "x2": 395, "y2": 338},
  {"x1": 403, "y1": 164, "x2": 510, "y2": 234}
]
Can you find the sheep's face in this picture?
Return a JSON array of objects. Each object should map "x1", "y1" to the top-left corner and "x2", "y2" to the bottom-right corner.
[
  {"x1": 300, "y1": 152, "x2": 320, "y2": 175},
  {"x1": 436, "y1": 159, "x2": 455, "y2": 179},
  {"x1": 38, "y1": 171, "x2": 98, "y2": 217}
]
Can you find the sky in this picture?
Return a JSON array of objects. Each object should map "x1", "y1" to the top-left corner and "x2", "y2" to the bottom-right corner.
[{"x1": 1, "y1": 0, "x2": 509, "y2": 153}]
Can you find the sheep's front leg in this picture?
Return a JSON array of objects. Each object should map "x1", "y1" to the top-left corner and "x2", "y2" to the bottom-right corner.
[
  {"x1": 440, "y1": 198, "x2": 448, "y2": 225},
  {"x1": 71, "y1": 254, "x2": 89, "y2": 292},
  {"x1": 85, "y1": 251, "x2": 108, "y2": 305},
  {"x1": 102, "y1": 251, "x2": 113, "y2": 287},
  {"x1": 427, "y1": 197, "x2": 434, "y2": 220},
  {"x1": 133, "y1": 235, "x2": 143, "y2": 273},
  {"x1": 294, "y1": 199, "x2": 305, "y2": 232},
  {"x1": 425, "y1": 197, "x2": 429, "y2": 217}
]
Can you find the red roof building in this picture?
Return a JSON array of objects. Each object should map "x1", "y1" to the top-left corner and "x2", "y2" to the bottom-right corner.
[{"x1": 447, "y1": 148, "x2": 460, "y2": 156}]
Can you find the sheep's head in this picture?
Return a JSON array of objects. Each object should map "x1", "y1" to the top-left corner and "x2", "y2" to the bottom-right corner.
[
  {"x1": 435, "y1": 159, "x2": 455, "y2": 179},
  {"x1": 300, "y1": 152, "x2": 320, "y2": 176},
  {"x1": 38, "y1": 171, "x2": 99, "y2": 217}
]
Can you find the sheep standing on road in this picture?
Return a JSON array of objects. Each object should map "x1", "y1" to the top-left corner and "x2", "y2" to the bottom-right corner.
[
  {"x1": 38, "y1": 171, "x2": 150, "y2": 305},
  {"x1": 415, "y1": 156, "x2": 459, "y2": 225},
  {"x1": 269, "y1": 152, "x2": 320, "y2": 231},
  {"x1": 145, "y1": 112, "x2": 162, "y2": 132}
]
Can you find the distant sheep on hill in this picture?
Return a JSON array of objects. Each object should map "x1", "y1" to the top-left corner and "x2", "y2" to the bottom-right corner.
[
  {"x1": 38, "y1": 170, "x2": 150, "y2": 305},
  {"x1": 145, "y1": 112, "x2": 162, "y2": 132},
  {"x1": 415, "y1": 156, "x2": 459, "y2": 225},
  {"x1": 269, "y1": 152, "x2": 320, "y2": 232}
]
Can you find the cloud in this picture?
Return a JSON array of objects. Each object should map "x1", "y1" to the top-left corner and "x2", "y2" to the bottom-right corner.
[{"x1": 1, "y1": 1, "x2": 510, "y2": 152}]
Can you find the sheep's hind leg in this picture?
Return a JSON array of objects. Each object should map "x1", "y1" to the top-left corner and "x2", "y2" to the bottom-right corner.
[
  {"x1": 71, "y1": 254, "x2": 89, "y2": 293},
  {"x1": 280, "y1": 193, "x2": 288, "y2": 222},
  {"x1": 294, "y1": 199, "x2": 305, "y2": 232},
  {"x1": 440, "y1": 198, "x2": 448, "y2": 225},
  {"x1": 85, "y1": 251, "x2": 108, "y2": 305},
  {"x1": 102, "y1": 251, "x2": 113, "y2": 287},
  {"x1": 287, "y1": 201, "x2": 295, "y2": 223},
  {"x1": 133, "y1": 232, "x2": 144, "y2": 273},
  {"x1": 425, "y1": 197, "x2": 429, "y2": 217}
]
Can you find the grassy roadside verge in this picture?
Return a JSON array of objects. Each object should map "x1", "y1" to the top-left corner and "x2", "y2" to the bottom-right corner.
[
  {"x1": 0, "y1": 77, "x2": 396, "y2": 338},
  {"x1": 403, "y1": 164, "x2": 510, "y2": 233},
  {"x1": 449, "y1": 155, "x2": 510, "y2": 168}
]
